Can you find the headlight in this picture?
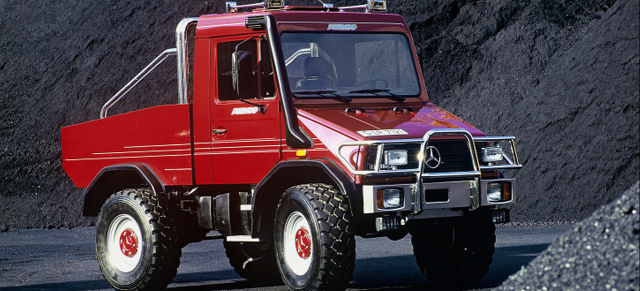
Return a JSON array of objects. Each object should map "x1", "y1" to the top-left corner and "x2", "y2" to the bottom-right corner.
[
  {"x1": 487, "y1": 183, "x2": 502, "y2": 202},
  {"x1": 487, "y1": 182, "x2": 512, "y2": 202},
  {"x1": 384, "y1": 149, "x2": 408, "y2": 166},
  {"x1": 376, "y1": 188, "x2": 403, "y2": 209},
  {"x1": 481, "y1": 146, "x2": 503, "y2": 163}
]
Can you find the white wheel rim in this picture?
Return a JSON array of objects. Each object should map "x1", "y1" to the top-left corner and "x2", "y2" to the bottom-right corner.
[
  {"x1": 107, "y1": 214, "x2": 143, "y2": 273},
  {"x1": 283, "y1": 211, "x2": 313, "y2": 276}
]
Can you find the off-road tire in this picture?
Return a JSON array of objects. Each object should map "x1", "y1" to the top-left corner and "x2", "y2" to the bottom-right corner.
[
  {"x1": 96, "y1": 188, "x2": 181, "y2": 291},
  {"x1": 410, "y1": 207, "x2": 496, "y2": 287},
  {"x1": 224, "y1": 240, "x2": 281, "y2": 283},
  {"x1": 274, "y1": 183, "x2": 355, "y2": 291}
]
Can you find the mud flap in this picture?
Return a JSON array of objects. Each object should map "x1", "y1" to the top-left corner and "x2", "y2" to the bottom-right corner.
[{"x1": 214, "y1": 193, "x2": 231, "y2": 236}]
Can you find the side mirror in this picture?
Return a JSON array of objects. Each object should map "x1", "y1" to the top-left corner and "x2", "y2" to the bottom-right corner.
[{"x1": 232, "y1": 48, "x2": 255, "y2": 98}]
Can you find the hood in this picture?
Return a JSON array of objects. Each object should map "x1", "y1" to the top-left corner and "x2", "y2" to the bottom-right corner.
[{"x1": 298, "y1": 102, "x2": 484, "y2": 143}]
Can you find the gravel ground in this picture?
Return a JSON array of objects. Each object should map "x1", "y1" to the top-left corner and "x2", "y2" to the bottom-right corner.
[{"x1": 498, "y1": 181, "x2": 640, "y2": 290}]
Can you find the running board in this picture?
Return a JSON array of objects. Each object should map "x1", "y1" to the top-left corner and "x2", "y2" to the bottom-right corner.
[{"x1": 226, "y1": 235, "x2": 261, "y2": 242}]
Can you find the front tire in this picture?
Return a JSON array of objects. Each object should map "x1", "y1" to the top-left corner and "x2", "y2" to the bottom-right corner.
[
  {"x1": 274, "y1": 184, "x2": 355, "y2": 291},
  {"x1": 96, "y1": 189, "x2": 181, "y2": 291},
  {"x1": 410, "y1": 207, "x2": 496, "y2": 287}
]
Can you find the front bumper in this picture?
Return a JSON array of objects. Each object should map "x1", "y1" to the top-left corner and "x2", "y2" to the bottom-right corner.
[
  {"x1": 339, "y1": 128, "x2": 521, "y2": 230},
  {"x1": 362, "y1": 178, "x2": 516, "y2": 216}
]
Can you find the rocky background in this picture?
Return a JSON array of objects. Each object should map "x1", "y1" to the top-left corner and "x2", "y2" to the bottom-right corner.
[
  {"x1": 0, "y1": 0, "x2": 638, "y2": 229},
  {"x1": 498, "y1": 182, "x2": 639, "y2": 290}
]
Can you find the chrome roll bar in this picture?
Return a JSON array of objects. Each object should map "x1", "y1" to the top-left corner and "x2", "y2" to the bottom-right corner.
[
  {"x1": 176, "y1": 18, "x2": 199, "y2": 105},
  {"x1": 100, "y1": 18, "x2": 198, "y2": 119},
  {"x1": 100, "y1": 48, "x2": 177, "y2": 119}
]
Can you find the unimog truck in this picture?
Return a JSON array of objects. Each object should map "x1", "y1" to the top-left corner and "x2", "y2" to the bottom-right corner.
[{"x1": 61, "y1": 1, "x2": 522, "y2": 290}]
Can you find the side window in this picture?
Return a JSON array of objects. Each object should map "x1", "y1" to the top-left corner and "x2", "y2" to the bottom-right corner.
[{"x1": 217, "y1": 40, "x2": 258, "y2": 101}]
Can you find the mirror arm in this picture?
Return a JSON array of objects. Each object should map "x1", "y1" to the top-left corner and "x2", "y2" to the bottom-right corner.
[{"x1": 239, "y1": 98, "x2": 267, "y2": 113}]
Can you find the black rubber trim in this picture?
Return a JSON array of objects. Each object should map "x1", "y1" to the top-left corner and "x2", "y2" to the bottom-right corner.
[
  {"x1": 250, "y1": 159, "x2": 357, "y2": 238},
  {"x1": 82, "y1": 163, "x2": 166, "y2": 216},
  {"x1": 253, "y1": 159, "x2": 356, "y2": 201}
]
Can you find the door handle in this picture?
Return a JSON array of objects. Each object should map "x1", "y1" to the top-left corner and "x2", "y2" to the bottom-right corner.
[{"x1": 213, "y1": 129, "x2": 227, "y2": 134}]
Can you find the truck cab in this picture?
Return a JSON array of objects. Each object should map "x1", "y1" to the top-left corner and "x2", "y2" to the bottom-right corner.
[{"x1": 61, "y1": 1, "x2": 521, "y2": 290}]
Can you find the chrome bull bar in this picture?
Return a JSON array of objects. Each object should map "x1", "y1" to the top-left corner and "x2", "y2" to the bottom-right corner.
[{"x1": 338, "y1": 129, "x2": 522, "y2": 214}]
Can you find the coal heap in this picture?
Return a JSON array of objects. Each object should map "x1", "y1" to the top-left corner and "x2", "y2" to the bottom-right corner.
[{"x1": 498, "y1": 181, "x2": 639, "y2": 290}]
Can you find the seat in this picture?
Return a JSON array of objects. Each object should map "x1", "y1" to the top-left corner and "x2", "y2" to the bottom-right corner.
[{"x1": 295, "y1": 57, "x2": 336, "y2": 89}]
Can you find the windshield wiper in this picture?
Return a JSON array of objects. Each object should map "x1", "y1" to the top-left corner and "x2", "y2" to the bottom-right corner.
[
  {"x1": 348, "y1": 89, "x2": 405, "y2": 102},
  {"x1": 292, "y1": 90, "x2": 352, "y2": 103}
]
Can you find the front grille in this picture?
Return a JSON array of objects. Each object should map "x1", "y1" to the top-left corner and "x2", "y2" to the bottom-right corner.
[
  {"x1": 423, "y1": 139, "x2": 475, "y2": 173},
  {"x1": 365, "y1": 139, "x2": 475, "y2": 173}
]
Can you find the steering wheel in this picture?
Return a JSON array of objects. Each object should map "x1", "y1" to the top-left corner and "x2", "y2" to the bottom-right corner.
[{"x1": 356, "y1": 78, "x2": 389, "y2": 89}]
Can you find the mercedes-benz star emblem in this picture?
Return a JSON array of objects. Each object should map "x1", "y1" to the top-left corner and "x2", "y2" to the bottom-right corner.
[{"x1": 424, "y1": 146, "x2": 441, "y2": 169}]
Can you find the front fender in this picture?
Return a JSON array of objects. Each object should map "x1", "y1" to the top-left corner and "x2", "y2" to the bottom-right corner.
[{"x1": 250, "y1": 159, "x2": 357, "y2": 238}]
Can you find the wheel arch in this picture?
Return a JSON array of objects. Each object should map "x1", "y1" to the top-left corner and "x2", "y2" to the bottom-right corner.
[
  {"x1": 250, "y1": 159, "x2": 356, "y2": 239},
  {"x1": 82, "y1": 163, "x2": 166, "y2": 216}
]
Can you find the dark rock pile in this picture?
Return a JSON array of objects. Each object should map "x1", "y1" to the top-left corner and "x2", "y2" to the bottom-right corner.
[
  {"x1": 498, "y1": 181, "x2": 639, "y2": 290},
  {"x1": 0, "y1": 0, "x2": 638, "y2": 228}
]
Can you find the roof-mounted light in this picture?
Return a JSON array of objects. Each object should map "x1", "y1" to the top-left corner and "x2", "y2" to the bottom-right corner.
[
  {"x1": 367, "y1": 0, "x2": 387, "y2": 12},
  {"x1": 340, "y1": 0, "x2": 387, "y2": 13},
  {"x1": 226, "y1": 0, "x2": 285, "y2": 13},
  {"x1": 266, "y1": 0, "x2": 285, "y2": 9}
]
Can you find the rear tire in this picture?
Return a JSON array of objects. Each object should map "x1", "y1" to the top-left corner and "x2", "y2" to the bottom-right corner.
[
  {"x1": 410, "y1": 207, "x2": 495, "y2": 287},
  {"x1": 96, "y1": 189, "x2": 181, "y2": 291},
  {"x1": 274, "y1": 184, "x2": 355, "y2": 291},
  {"x1": 224, "y1": 240, "x2": 281, "y2": 283}
]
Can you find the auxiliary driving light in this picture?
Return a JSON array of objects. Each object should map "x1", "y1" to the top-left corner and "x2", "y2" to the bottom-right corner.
[
  {"x1": 384, "y1": 149, "x2": 408, "y2": 167},
  {"x1": 376, "y1": 188, "x2": 403, "y2": 209},
  {"x1": 481, "y1": 146, "x2": 504, "y2": 163},
  {"x1": 487, "y1": 182, "x2": 512, "y2": 203}
]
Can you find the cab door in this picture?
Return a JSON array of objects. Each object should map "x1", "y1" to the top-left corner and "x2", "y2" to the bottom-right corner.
[{"x1": 210, "y1": 36, "x2": 281, "y2": 184}]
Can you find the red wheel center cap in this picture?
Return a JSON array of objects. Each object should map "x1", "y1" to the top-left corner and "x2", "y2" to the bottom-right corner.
[
  {"x1": 119, "y1": 228, "x2": 139, "y2": 258},
  {"x1": 295, "y1": 228, "x2": 311, "y2": 259}
]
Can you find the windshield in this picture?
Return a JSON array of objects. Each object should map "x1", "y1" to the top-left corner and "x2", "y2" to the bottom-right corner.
[{"x1": 281, "y1": 33, "x2": 421, "y2": 101}]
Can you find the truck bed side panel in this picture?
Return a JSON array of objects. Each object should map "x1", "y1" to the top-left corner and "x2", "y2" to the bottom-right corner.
[{"x1": 61, "y1": 104, "x2": 193, "y2": 188}]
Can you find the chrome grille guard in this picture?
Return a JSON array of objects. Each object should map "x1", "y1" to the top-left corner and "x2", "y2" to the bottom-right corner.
[{"x1": 337, "y1": 128, "x2": 522, "y2": 178}]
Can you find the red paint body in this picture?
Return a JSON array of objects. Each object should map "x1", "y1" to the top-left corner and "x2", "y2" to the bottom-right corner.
[
  {"x1": 62, "y1": 105, "x2": 193, "y2": 187},
  {"x1": 61, "y1": 7, "x2": 518, "y2": 209},
  {"x1": 63, "y1": 10, "x2": 473, "y2": 188}
]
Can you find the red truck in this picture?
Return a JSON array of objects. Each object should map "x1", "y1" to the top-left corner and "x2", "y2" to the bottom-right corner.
[{"x1": 61, "y1": 1, "x2": 522, "y2": 290}]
